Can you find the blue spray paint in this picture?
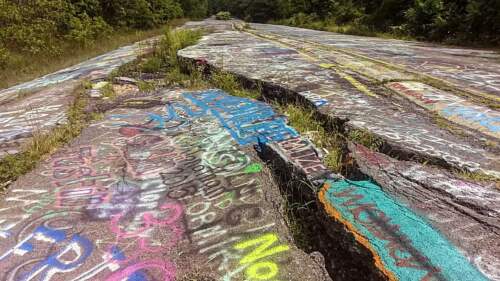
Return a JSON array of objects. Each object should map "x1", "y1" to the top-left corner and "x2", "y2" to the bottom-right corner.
[
  {"x1": 180, "y1": 90, "x2": 298, "y2": 145},
  {"x1": 441, "y1": 105, "x2": 500, "y2": 133},
  {"x1": 0, "y1": 225, "x2": 67, "y2": 262},
  {"x1": 323, "y1": 179, "x2": 488, "y2": 281},
  {"x1": 21, "y1": 234, "x2": 93, "y2": 281}
]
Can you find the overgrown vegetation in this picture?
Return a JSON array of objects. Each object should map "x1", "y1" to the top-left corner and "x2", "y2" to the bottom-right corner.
[
  {"x1": 215, "y1": 11, "x2": 231, "y2": 20},
  {"x1": 0, "y1": 0, "x2": 210, "y2": 89},
  {"x1": 209, "y1": 0, "x2": 500, "y2": 46},
  {"x1": 348, "y1": 129, "x2": 384, "y2": 151},
  {"x1": 210, "y1": 71, "x2": 261, "y2": 99},
  {"x1": 280, "y1": 104, "x2": 344, "y2": 173},
  {"x1": 0, "y1": 85, "x2": 90, "y2": 190}
]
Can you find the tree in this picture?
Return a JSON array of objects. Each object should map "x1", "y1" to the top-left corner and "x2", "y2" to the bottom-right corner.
[{"x1": 179, "y1": 0, "x2": 208, "y2": 19}]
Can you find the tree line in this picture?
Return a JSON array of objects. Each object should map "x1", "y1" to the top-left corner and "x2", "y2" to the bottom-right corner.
[
  {"x1": 0, "y1": 0, "x2": 209, "y2": 60},
  {"x1": 1, "y1": 0, "x2": 498, "y2": 66},
  {"x1": 209, "y1": 0, "x2": 500, "y2": 46}
]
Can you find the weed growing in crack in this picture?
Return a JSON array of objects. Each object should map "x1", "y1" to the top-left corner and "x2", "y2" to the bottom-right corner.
[
  {"x1": 210, "y1": 70, "x2": 261, "y2": 99},
  {"x1": 101, "y1": 83, "x2": 116, "y2": 99},
  {"x1": 114, "y1": 28, "x2": 206, "y2": 90},
  {"x1": 347, "y1": 128, "x2": 383, "y2": 151},
  {"x1": 137, "y1": 80, "x2": 155, "y2": 92},
  {"x1": 454, "y1": 169, "x2": 500, "y2": 184},
  {"x1": 279, "y1": 103, "x2": 344, "y2": 174}
]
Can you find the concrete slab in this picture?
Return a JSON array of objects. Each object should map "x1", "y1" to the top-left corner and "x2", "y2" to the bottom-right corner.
[
  {"x1": 261, "y1": 136, "x2": 498, "y2": 281},
  {"x1": 0, "y1": 38, "x2": 157, "y2": 159},
  {"x1": 0, "y1": 82, "x2": 77, "y2": 158},
  {"x1": 250, "y1": 24, "x2": 500, "y2": 100},
  {"x1": 350, "y1": 142, "x2": 500, "y2": 281},
  {"x1": 0, "y1": 37, "x2": 157, "y2": 102},
  {"x1": 242, "y1": 28, "x2": 500, "y2": 140},
  {"x1": 0, "y1": 89, "x2": 329, "y2": 281},
  {"x1": 387, "y1": 81, "x2": 500, "y2": 139},
  {"x1": 178, "y1": 21, "x2": 499, "y2": 178}
]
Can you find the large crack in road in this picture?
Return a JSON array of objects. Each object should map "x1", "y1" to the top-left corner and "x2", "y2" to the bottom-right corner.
[{"x1": 178, "y1": 19, "x2": 500, "y2": 281}]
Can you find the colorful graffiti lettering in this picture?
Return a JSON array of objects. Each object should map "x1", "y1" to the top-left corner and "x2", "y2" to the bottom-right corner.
[
  {"x1": 165, "y1": 90, "x2": 299, "y2": 145},
  {"x1": 319, "y1": 179, "x2": 489, "y2": 281},
  {"x1": 232, "y1": 233, "x2": 290, "y2": 280},
  {"x1": 388, "y1": 82, "x2": 500, "y2": 138}
]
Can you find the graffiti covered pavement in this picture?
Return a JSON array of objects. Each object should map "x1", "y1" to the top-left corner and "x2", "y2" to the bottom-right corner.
[
  {"x1": 1, "y1": 17, "x2": 500, "y2": 281},
  {"x1": 0, "y1": 89, "x2": 330, "y2": 280},
  {"x1": 179, "y1": 19, "x2": 500, "y2": 281},
  {"x1": 0, "y1": 37, "x2": 156, "y2": 159}
]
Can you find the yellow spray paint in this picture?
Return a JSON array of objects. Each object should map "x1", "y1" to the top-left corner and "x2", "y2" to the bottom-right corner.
[
  {"x1": 337, "y1": 69, "x2": 378, "y2": 98},
  {"x1": 320, "y1": 63, "x2": 378, "y2": 98},
  {"x1": 235, "y1": 233, "x2": 289, "y2": 264},
  {"x1": 234, "y1": 233, "x2": 290, "y2": 280},
  {"x1": 246, "y1": 261, "x2": 279, "y2": 280},
  {"x1": 319, "y1": 63, "x2": 335, "y2": 69}
]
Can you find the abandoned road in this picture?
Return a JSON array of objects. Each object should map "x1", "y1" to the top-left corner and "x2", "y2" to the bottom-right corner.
[{"x1": 0, "y1": 19, "x2": 498, "y2": 281}]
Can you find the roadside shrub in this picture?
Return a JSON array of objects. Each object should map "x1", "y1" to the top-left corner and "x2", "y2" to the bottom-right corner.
[
  {"x1": 329, "y1": 0, "x2": 364, "y2": 24},
  {"x1": 180, "y1": 0, "x2": 209, "y2": 19},
  {"x1": 209, "y1": 0, "x2": 499, "y2": 46},
  {"x1": 65, "y1": 14, "x2": 112, "y2": 47},
  {"x1": 215, "y1": 11, "x2": 231, "y2": 20},
  {"x1": 150, "y1": 0, "x2": 183, "y2": 24},
  {"x1": 0, "y1": 0, "x2": 207, "y2": 63},
  {"x1": 405, "y1": 0, "x2": 445, "y2": 39}
]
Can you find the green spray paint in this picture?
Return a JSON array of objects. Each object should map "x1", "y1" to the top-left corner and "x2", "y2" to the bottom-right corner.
[
  {"x1": 324, "y1": 179, "x2": 488, "y2": 281},
  {"x1": 244, "y1": 163, "x2": 263, "y2": 174}
]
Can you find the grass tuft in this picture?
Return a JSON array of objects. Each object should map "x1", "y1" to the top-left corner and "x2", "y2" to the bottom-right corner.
[
  {"x1": 137, "y1": 80, "x2": 155, "y2": 92},
  {"x1": 454, "y1": 169, "x2": 500, "y2": 184},
  {"x1": 210, "y1": 70, "x2": 261, "y2": 99},
  {"x1": 101, "y1": 83, "x2": 116, "y2": 99},
  {"x1": 347, "y1": 129, "x2": 384, "y2": 151},
  {"x1": 280, "y1": 104, "x2": 344, "y2": 173}
]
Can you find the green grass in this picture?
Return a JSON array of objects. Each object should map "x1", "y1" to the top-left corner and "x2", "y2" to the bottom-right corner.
[
  {"x1": 284, "y1": 198, "x2": 317, "y2": 250},
  {"x1": 114, "y1": 27, "x2": 206, "y2": 90},
  {"x1": 0, "y1": 19, "x2": 188, "y2": 90},
  {"x1": 159, "y1": 27, "x2": 204, "y2": 67},
  {"x1": 210, "y1": 70, "x2": 261, "y2": 99},
  {"x1": 347, "y1": 128, "x2": 384, "y2": 151},
  {"x1": 141, "y1": 56, "x2": 164, "y2": 73},
  {"x1": 0, "y1": 85, "x2": 90, "y2": 190},
  {"x1": 100, "y1": 83, "x2": 116, "y2": 99},
  {"x1": 454, "y1": 170, "x2": 500, "y2": 184},
  {"x1": 280, "y1": 104, "x2": 344, "y2": 173},
  {"x1": 137, "y1": 80, "x2": 156, "y2": 92}
]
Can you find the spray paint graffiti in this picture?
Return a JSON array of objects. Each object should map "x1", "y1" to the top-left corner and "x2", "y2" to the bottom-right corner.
[
  {"x1": 0, "y1": 82, "x2": 77, "y2": 159},
  {"x1": 163, "y1": 90, "x2": 299, "y2": 145},
  {"x1": 348, "y1": 142, "x2": 500, "y2": 280},
  {"x1": 178, "y1": 25, "x2": 500, "y2": 178},
  {"x1": 0, "y1": 38, "x2": 157, "y2": 100},
  {"x1": 319, "y1": 179, "x2": 489, "y2": 281},
  {"x1": 250, "y1": 23, "x2": 500, "y2": 97},
  {"x1": 233, "y1": 233, "x2": 290, "y2": 280},
  {"x1": 268, "y1": 137, "x2": 331, "y2": 180},
  {"x1": 0, "y1": 90, "x2": 323, "y2": 281},
  {"x1": 388, "y1": 82, "x2": 500, "y2": 138}
]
